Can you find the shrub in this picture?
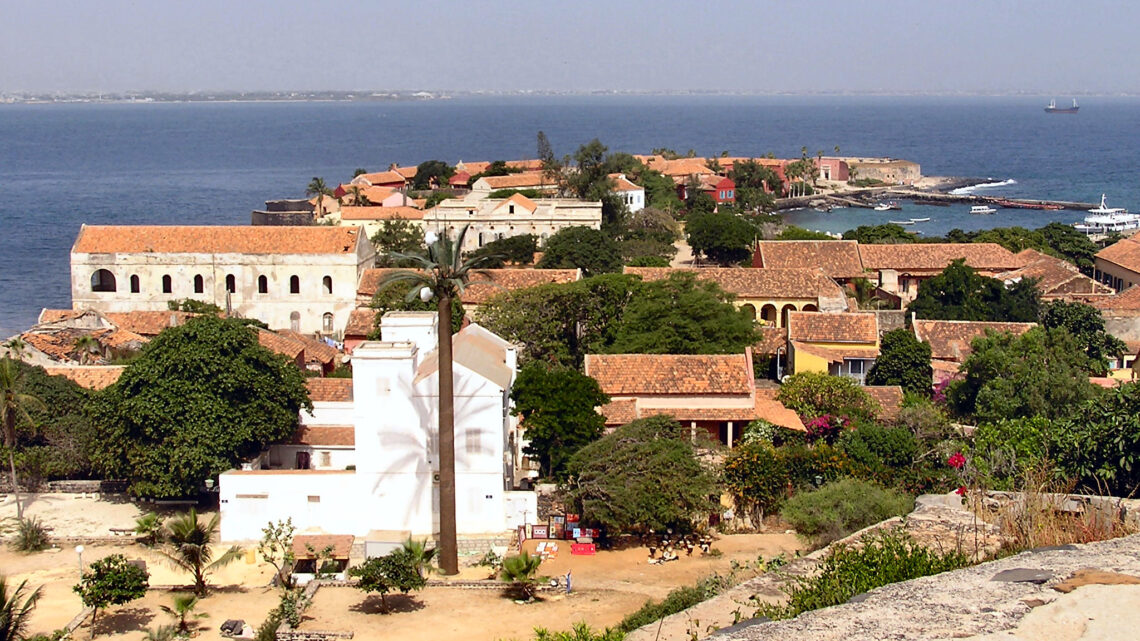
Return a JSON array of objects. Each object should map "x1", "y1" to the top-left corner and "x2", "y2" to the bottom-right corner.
[
  {"x1": 13, "y1": 517, "x2": 50, "y2": 552},
  {"x1": 778, "y1": 373, "x2": 879, "y2": 422},
  {"x1": 530, "y1": 623, "x2": 625, "y2": 641},
  {"x1": 723, "y1": 443, "x2": 849, "y2": 527},
  {"x1": 500, "y1": 551, "x2": 543, "y2": 601},
  {"x1": 838, "y1": 422, "x2": 918, "y2": 482},
  {"x1": 971, "y1": 417, "x2": 1055, "y2": 489},
  {"x1": 617, "y1": 573, "x2": 732, "y2": 633},
  {"x1": 758, "y1": 530, "x2": 969, "y2": 620},
  {"x1": 779, "y1": 479, "x2": 914, "y2": 546}
]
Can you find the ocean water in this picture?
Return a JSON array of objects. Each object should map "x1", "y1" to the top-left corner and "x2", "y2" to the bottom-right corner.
[{"x1": 1, "y1": 95, "x2": 1138, "y2": 337}]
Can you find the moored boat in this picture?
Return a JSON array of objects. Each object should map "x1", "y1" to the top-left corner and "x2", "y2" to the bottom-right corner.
[
  {"x1": 1073, "y1": 195, "x2": 1139, "y2": 236},
  {"x1": 909, "y1": 217, "x2": 930, "y2": 223},
  {"x1": 969, "y1": 205, "x2": 997, "y2": 215},
  {"x1": 888, "y1": 219, "x2": 914, "y2": 225},
  {"x1": 1045, "y1": 99, "x2": 1079, "y2": 114}
]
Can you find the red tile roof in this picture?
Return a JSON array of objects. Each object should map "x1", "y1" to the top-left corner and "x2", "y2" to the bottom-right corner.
[
  {"x1": 103, "y1": 311, "x2": 199, "y2": 336},
  {"x1": 998, "y1": 250, "x2": 1113, "y2": 298},
  {"x1": 356, "y1": 170, "x2": 407, "y2": 185},
  {"x1": 585, "y1": 353, "x2": 752, "y2": 396},
  {"x1": 1094, "y1": 285, "x2": 1140, "y2": 312},
  {"x1": 754, "y1": 398, "x2": 806, "y2": 432},
  {"x1": 789, "y1": 340, "x2": 880, "y2": 363},
  {"x1": 476, "y1": 172, "x2": 554, "y2": 190},
  {"x1": 461, "y1": 269, "x2": 580, "y2": 305},
  {"x1": 608, "y1": 174, "x2": 642, "y2": 192},
  {"x1": 623, "y1": 267, "x2": 843, "y2": 300},
  {"x1": 598, "y1": 399, "x2": 638, "y2": 426},
  {"x1": 1095, "y1": 234, "x2": 1140, "y2": 271},
  {"x1": 787, "y1": 312, "x2": 878, "y2": 344},
  {"x1": 865, "y1": 386, "x2": 905, "y2": 421},
  {"x1": 42, "y1": 366, "x2": 125, "y2": 390},
  {"x1": 292, "y1": 426, "x2": 355, "y2": 447},
  {"x1": 753, "y1": 327, "x2": 788, "y2": 356},
  {"x1": 491, "y1": 193, "x2": 539, "y2": 214},
  {"x1": 293, "y1": 534, "x2": 354, "y2": 559},
  {"x1": 306, "y1": 377, "x2": 354, "y2": 403},
  {"x1": 913, "y1": 319, "x2": 1036, "y2": 362},
  {"x1": 258, "y1": 329, "x2": 306, "y2": 360},
  {"x1": 858, "y1": 243, "x2": 1021, "y2": 273},
  {"x1": 276, "y1": 330, "x2": 340, "y2": 366},
  {"x1": 73, "y1": 225, "x2": 363, "y2": 255},
  {"x1": 754, "y1": 241, "x2": 866, "y2": 279},
  {"x1": 356, "y1": 268, "x2": 406, "y2": 300},
  {"x1": 343, "y1": 308, "x2": 377, "y2": 338}
]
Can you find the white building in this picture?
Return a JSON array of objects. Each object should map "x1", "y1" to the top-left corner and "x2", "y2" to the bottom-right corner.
[
  {"x1": 423, "y1": 193, "x2": 602, "y2": 251},
  {"x1": 610, "y1": 174, "x2": 645, "y2": 213},
  {"x1": 70, "y1": 225, "x2": 375, "y2": 336},
  {"x1": 218, "y1": 312, "x2": 537, "y2": 542}
]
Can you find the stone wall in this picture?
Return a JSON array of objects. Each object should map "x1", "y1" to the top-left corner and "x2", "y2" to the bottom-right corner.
[
  {"x1": 0, "y1": 479, "x2": 127, "y2": 493},
  {"x1": 251, "y1": 210, "x2": 318, "y2": 226},
  {"x1": 873, "y1": 310, "x2": 906, "y2": 334}
]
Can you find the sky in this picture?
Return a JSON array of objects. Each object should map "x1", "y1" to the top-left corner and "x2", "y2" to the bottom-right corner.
[{"x1": 1, "y1": 0, "x2": 1137, "y2": 94}]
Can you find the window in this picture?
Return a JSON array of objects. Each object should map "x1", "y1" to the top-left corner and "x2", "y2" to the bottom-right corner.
[
  {"x1": 258, "y1": 275, "x2": 268, "y2": 294},
  {"x1": 466, "y1": 430, "x2": 481, "y2": 455},
  {"x1": 290, "y1": 275, "x2": 300, "y2": 294},
  {"x1": 193, "y1": 274, "x2": 204, "y2": 294},
  {"x1": 90, "y1": 269, "x2": 116, "y2": 292},
  {"x1": 319, "y1": 451, "x2": 331, "y2": 467},
  {"x1": 322, "y1": 275, "x2": 332, "y2": 295},
  {"x1": 508, "y1": 205, "x2": 515, "y2": 214},
  {"x1": 290, "y1": 311, "x2": 300, "y2": 332},
  {"x1": 225, "y1": 274, "x2": 236, "y2": 293},
  {"x1": 129, "y1": 275, "x2": 140, "y2": 293},
  {"x1": 162, "y1": 275, "x2": 172, "y2": 294},
  {"x1": 322, "y1": 312, "x2": 334, "y2": 333}
]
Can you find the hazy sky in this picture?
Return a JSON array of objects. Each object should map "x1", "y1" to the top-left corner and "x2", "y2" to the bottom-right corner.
[{"x1": 1, "y1": 0, "x2": 1136, "y2": 94}]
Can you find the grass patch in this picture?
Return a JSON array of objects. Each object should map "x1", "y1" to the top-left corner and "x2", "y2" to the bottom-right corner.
[{"x1": 617, "y1": 572, "x2": 734, "y2": 633}]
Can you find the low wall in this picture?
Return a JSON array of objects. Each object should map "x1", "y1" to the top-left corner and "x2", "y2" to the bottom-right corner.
[{"x1": 0, "y1": 479, "x2": 128, "y2": 493}]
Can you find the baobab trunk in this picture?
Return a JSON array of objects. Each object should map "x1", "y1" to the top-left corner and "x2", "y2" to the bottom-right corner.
[{"x1": 437, "y1": 292, "x2": 459, "y2": 575}]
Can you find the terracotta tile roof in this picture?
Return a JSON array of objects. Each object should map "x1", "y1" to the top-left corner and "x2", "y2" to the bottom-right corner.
[
  {"x1": 293, "y1": 534, "x2": 354, "y2": 559},
  {"x1": 787, "y1": 312, "x2": 878, "y2": 344},
  {"x1": 858, "y1": 243, "x2": 1021, "y2": 273},
  {"x1": 598, "y1": 399, "x2": 638, "y2": 426},
  {"x1": 306, "y1": 377, "x2": 354, "y2": 403},
  {"x1": 343, "y1": 308, "x2": 377, "y2": 338},
  {"x1": 457, "y1": 161, "x2": 491, "y2": 174},
  {"x1": 393, "y1": 166, "x2": 419, "y2": 179},
  {"x1": 608, "y1": 174, "x2": 642, "y2": 192},
  {"x1": 790, "y1": 340, "x2": 880, "y2": 363},
  {"x1": 338, "y1": 185, "x2": 397, "y2": 204},
  {"x1": 1089, "y1": 377, "x2": 1120, "y2": 389},
  {"x1": 623, "y1": 267, "x2": 844, "y2": 300},
  {"x1": 291, "y1": 425, "x2": 355, "y2": 447},
  {"x1": 43, "y1": 366, "x2": 125, "y2": 390},
  {"x1": 865, "y1": 386, "x2": 904, "y2": 421},
  {"x1": 1095, "y1": 285, "x2": 1140, "y2": 311},
  {"x1": 461, "y1": 269, "x2": 580, "y2": 305},
  {"x1": 476, "y1": 172, "x2": 554, "y2": 190},
  {"x1": 1095, "y1": 234, "x2": 1140, "y2": 271},
  {"x1": 276, "y1": 330, "x2": 340, "y2": 365},
  {"x1": 641, "y1": 406, "x2": 759, "y2": 422},
  {"x1": 585, "y1": 353, "x2": 752, "y2": 396},
  {"x1": 103, "y1": 311, "x2": 199, "y2": 336},
  {"x1": 491, "y1": 193, "x2": 539, "y2": 214},
  {"x1": 754, "y1": 241, "x2": 866, "y2": 279},
  {"x1": 753, "y1": 327, "x2": 788, "y2": 356},
  {"x1": 754, "y1": 398, "x2": 806, "y2": 432},
  {"x1": 998, "y1": 250, "x2": 1113, "y2": 298},
  {"x1": 644, "y1": 157, "x2": 716, "y2": 178},
  {"x1": 339, "y1": 205, "x2": 425, "y2": 221},
  {"x1": 73, "y1": 225, "x2": 363, "y2": 255},
  {"x1": 37, "y1": 309, "x2": 86, "y2": 324},
  {"x1": 356, "y1": 268, "x2": 407, "y2": 299},
  {"x1": 22, "y1": 326, "x2": 146, "y2": 363},
  {"x1": 356, "y1": 170, "x2": 406, "y2": 185},
  {"x1": 913, "y1": 320, "x2": 1036, "y2": 362},
  {"x1": 258, "y1": 329, "x2": 306, "y2": 360}
]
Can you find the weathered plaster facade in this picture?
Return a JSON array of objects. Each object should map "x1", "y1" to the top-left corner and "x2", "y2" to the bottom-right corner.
[{"x1": 424, "y1": 194, "x2": 602, "y2": 251}]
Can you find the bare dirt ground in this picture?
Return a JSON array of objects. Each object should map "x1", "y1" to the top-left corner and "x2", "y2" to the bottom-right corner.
[
  {"x1": 300, "y1": 533, "x2": 802, "y2": 641},
  {"x1": 1, "y1": 492, "x2": 146, "y2": 538}
]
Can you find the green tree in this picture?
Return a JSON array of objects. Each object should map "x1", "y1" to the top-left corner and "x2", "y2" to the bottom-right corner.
[
  {"x1": 468, "y1": 234, "x2": 538, "y2": 267},
  {"x1": 376, "y1": 225, "x2": 498, "y2": 576},
  {"x1": 866, "y1": 329, "x2": 933, "y2": 396},
  {"x1": 370, "y1": 218, "x2": 426, "y2": 267},
  {"x1": 620, "y1": 207, "x2": 680, "y2": 265},
  {"x1": 353, "y1": 168, "x2": 368, "y2": 177},
  {"x1": 0, "y1": 577, "x2": 42, "y2": 641},
  {"x1": 305, "y1": 177, "x2": 333, "y2": 218},
  {"x1": 635, "y1": 169, "x2": 684, "y2": 213},
  {"x1": 729, "y1": 159, "x2": 784, "y2": 198},
  {"x1": 511, "y1": 362, "x2": 609, "y2": 478},
  {"x1": 259, "y1": 519, "x2": 296, "y2": 590},
  {"x1": 777, "y1": 226, "x2": 832, "y2": 241},
  {"x1": 411, "y1": 160, "x2": 455, "y2": 191},
  {"x1": 1040, "y1": 300, "x2": 1127, "y2": 375},
  {"x1": 160, "y1": 509, "x2": 241, "y2": 596},
  {"x1": 347, "y1": 548, "x2": 427, "y2": 613},
  {"x1": 907, "y1": 259, "x2": 1040, "y2": 322},
  {"x1": 777, "y1": 372, "x2": 880, "y2": 422},
  {"x1": 842, "y1": 224, "x2": 917, "y2": 244},
  {"x1": 73, "y1": 554, "x2": 149, "y2": 639},
  {"x1": 499, "y1": 551, "x2": 543, "y2": 601},
  {"x1": 684, "y1": 211, "x2": 755, "y2": 266},
  {"x1": 159, "y1": 594, "x2": 205, "y2": 635},
  {"x1": 536, "y1": 227, "x2": 622, "y2": 277},
  {"x1": 423, "y1": 189, "x2": 455, "y2": 208},
  {"x1": 948, "y1": 327, "x2": 1100, "y2": 423},
  {"x1": 90, "y1": 316, "x2": 311, "y2": 498},
  {"x1": 607, "y1": 272, "x2": 758, "y2": 354},
  {"x1": 1, "y1": 358, "x2": 45, "y2": 519},
  {"x1": 369, "y1": 280, "x2": 464, "y2": 337},
  {"x1": 1051, "y1": 383, "x2": 1140, "y2": 495},
  {"x1": 563, "y1": 416, "x2": 716, "y2": 534},
  {"x1": 166, "y1": 299, "x2": 222, "y2": 314},
  {"x1": 1038, "y1": 222, "x2": 1100, "y2": 274}
]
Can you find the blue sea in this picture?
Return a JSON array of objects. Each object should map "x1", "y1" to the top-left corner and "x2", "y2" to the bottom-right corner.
[{"x1": 1, "y1": 95, "x2": 1138, "y2": 337}]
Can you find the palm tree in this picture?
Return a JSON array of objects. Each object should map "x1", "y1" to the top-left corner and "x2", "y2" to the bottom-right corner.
[
  {"x1": 306, "y1": 177, "x2": 333, "y2": 219},
  {"x1": 347, "y1": 185, "x2": 371, "y2": 206},
  {"x1": 2, "y1": 338, "x2": 26, "y2": 361},
  {"x1": 0, "y1": 576, "x2": 42, "y2": 641},
  {"x1": 159, "y1": 593, "x2": 204, "y2": 634},
  {"x1": 1, "y1": 358, "x2": 45, "y2": 520},
  {"x1": 72, "y1": 335, "x2": 101, "y2": 365},
  {"x1": 499, "y1": 551, "x2": 542, "y2": 601},
  {"x1": 401, "y1": 537, "x2": 437, "y2": 579},
  {"x1": 159, "y1": 509, "x2": 242, "y2": 596},
  {"x1": 377, "y1": 225, "x2": 500, "y2": 575}
]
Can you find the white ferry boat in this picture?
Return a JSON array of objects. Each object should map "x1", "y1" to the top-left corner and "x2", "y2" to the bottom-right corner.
[
  {"x1": 1073, "y1": 194, "x2": 1140, "y2": 236},
  {"x1": 969, "y1": 205, "x2": 997, "y2": 215}
]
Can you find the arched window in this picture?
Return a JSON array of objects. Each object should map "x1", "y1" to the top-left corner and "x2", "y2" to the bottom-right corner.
[
  {"x1": 322, "y1": 275, "x2": 332, "y2": 295},
  {"x1": 162, "y1": 275, "x2": 172, "y2": 294},
  {"x1": 740, "y1": 303, "x2": 757, "y2": 322},
  {"x1": 129, "y1": 275, "x2": 140, "y2": 293},
  {"x1": 193, "y1": 274, "x2": 204, "y2": 294},
  {"x1": 781, "y1": 304, "x2": 797, "y2": 328},
  {"x1": 290, "y1": 275, "x2": 300, "y2": 294},
  {"x1": 290, "y1": 311, "x2": 301, "y2": 332},
  {"x1": 760, "y1": 304, "x2": 778, "y2": 325},
  {"x1": 225, "y1": 274, "x2": 236, "y2": 293},
  {"x1": 90, "y1": 269, "x2": 116, "y2": 292},
  {"x1": 322, "y1": 312, "x2": 334, "y2": 333},
  {"x1": 802, "y1": 303, "x2": 819, "y2": 312},
  {"x1": 258, "y1": 275, "x2": 268, "y2": 294}
]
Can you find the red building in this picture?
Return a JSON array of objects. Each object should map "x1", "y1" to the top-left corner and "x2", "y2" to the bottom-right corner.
[{"x1": 677, "y1": 176, "x2": 737, "y2": 205}]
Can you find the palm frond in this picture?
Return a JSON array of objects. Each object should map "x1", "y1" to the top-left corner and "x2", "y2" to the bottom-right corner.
[{"x1": 206, "y1": 545, "x2": 243, "y2": 571}]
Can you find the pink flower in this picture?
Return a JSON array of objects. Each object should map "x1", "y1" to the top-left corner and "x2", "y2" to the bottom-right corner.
[
  {"x1": 947, "y1": 452, "x2": 967, "y2": 470},
  {"x1": 954, "y1": 486, "x2": 968, "y2": 496}
]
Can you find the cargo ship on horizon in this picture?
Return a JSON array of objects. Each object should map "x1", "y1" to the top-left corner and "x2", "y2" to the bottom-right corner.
[{"x1": 1045, "y1": 99, "x2": 1079, "y2": 114}]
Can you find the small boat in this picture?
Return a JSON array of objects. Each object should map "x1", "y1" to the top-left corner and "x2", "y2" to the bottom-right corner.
[
  {"x1": 889, "y1": 220, "x2": 915, "y2": 226},
  {"x1": 1045, "y1": 98, "x2": 1079, "y2": 114},
  {"x1": 909, "y1": 217, "x2": 930, "y2": 223},
  {"x1": 873, "y1": 201, "x2": 902, "y2": 211},
  {"x1": 969, "y1": 205, "x2": 997, "y2": 215}
]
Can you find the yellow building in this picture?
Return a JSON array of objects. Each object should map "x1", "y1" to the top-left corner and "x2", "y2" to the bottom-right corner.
[{"x1": 787, "y1": 311, "x2": 880, "y2": 384}]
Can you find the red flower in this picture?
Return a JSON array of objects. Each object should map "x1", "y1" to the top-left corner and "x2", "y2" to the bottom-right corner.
[
  {"x1": 954, "y1": 486, "x2": 968, "y2": 496},
  {"x1": 947, "y1": 452, "x2": 967, "y2": 469}
]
